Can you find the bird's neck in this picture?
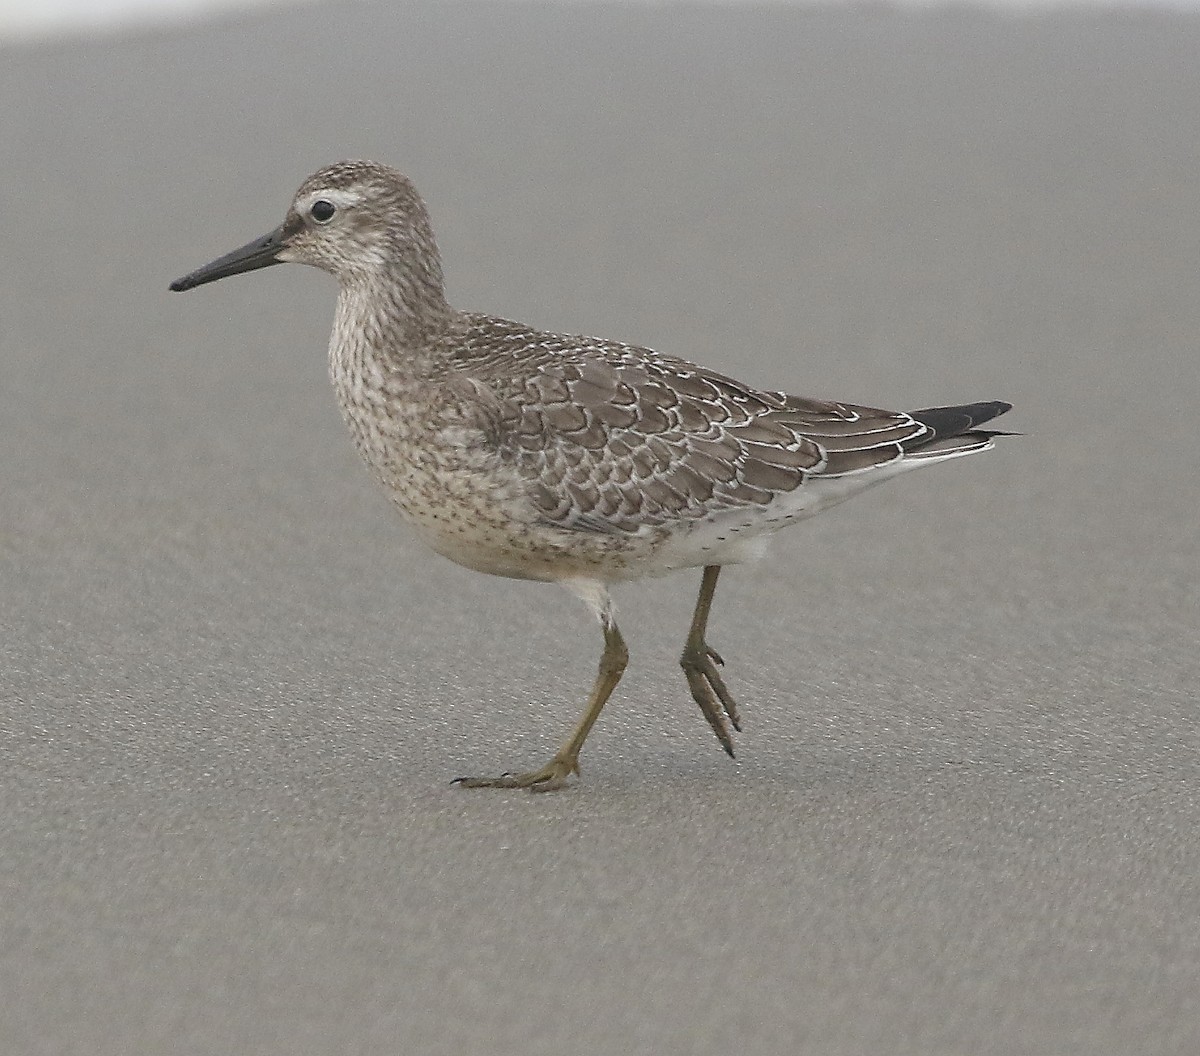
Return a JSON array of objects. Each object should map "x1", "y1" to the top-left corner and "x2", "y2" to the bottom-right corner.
[
  {"x1": 329, "y1": 265, "x2": 455, "y2": 390},
  {"x1": 327, "y1": 270, "x2": 459, "y2": 468}
]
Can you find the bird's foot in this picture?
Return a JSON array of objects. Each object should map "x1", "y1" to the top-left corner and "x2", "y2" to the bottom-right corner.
[
  {"x1": 681, "y1": 642, "x2": 742, "y2": 757},
  {"x1": 452, "y1": 753, "x2": 580, "y2": 792}
]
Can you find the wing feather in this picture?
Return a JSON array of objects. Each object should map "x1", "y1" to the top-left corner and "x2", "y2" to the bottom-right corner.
[{"x1": 448, "y1": 315, "x2": 982, "y2": 534}]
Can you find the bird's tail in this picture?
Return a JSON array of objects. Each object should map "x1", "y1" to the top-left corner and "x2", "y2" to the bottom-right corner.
[{"x1": 903, "y1": 400, "x2": 1015, "y2": 461}]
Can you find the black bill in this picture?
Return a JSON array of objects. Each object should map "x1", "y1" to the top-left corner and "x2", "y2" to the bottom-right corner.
[{"x1": 169, "y1": 222, "x2": 289, "y2": 292}]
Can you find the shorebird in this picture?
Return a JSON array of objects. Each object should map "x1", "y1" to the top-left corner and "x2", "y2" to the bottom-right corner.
[{"x1": 171, "y1": 161, "x2": 1011, "y2": 791}]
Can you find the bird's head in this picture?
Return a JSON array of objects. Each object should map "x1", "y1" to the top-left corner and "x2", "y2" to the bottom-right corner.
[{"x1": 170, "y1": 160, "x2": 443, "y2": 294}]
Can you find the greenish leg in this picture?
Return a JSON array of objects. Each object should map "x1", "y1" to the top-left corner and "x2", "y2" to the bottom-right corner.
[
  {"x1": 680, "y1": 564, "x2": 742, "y2": 757},
  {"x1": 454, "y1": 620, "x2": 629, "y2": 792}
]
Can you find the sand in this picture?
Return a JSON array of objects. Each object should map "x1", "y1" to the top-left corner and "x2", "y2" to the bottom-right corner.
[{"x1": 2, "y1": 3, "x2": 1198, "y2": 1053}]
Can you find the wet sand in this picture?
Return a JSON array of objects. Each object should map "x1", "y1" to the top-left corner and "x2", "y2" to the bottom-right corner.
[{"x1": 2, "y1": 3, "x2": 1198, "y2": 1053}]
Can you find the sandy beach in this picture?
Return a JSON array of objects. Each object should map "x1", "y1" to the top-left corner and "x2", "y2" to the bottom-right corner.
[{"x1": 2, "y1": 2, "x2": 1198, "y2": 1052}]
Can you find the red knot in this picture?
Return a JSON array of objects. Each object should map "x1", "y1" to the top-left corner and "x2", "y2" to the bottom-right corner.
[{"x1": 171, "y1": 160, "x2": 1013, "y2": 791}]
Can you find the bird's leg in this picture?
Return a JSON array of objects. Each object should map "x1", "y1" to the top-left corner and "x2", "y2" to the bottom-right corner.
[
  {"x1": 454, "y1": 618, "x2": 629, "y2": 792},
  {"x1": 680, "y1": 564, "x2": 741, "y2": 757}
]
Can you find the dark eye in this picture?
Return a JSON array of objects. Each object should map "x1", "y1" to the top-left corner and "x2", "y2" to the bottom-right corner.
[{"x1": 310, "y1": 199, "x2": 336, "y2": 223}]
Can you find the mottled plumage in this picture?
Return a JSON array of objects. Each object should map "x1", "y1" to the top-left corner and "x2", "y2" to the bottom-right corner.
[{"x1": 171, "y1": 160, "x2": 1012, "y2": 790}]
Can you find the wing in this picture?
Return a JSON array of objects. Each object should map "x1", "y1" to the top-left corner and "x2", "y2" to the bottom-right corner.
[{"x1": 451, "y1": 315, "x2": 928, "y2": 534}]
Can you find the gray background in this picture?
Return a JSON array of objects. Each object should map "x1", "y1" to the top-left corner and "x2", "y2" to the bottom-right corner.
[{"x1": 2, "y1": 2, "x2": 1198, "y2": 1053}]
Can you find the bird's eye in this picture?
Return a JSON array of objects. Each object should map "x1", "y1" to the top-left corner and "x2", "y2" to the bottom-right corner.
[{"x1": 310, "y1": 199, "x2": 336, "y2": 223}]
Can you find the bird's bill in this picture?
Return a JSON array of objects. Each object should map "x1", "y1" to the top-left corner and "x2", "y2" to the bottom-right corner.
[{"x1": 169, "y1": 222, "x2": 289, "y2": 292}]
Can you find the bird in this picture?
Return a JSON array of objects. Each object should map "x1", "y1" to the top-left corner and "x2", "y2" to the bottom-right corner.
[{"x1": 170, "y1": 160, "x2": 1012, "y2": 791}]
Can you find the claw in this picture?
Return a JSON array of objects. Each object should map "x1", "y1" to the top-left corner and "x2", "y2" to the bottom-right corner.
[
  {"x1": 453, "y1": 754, "x2": 579, "y2": 792},
  {"x1": 681, "y1": 641, "x2": 742, "y2": 755}
]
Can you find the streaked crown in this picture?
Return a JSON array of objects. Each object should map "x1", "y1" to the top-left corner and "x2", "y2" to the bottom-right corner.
[{"x1": 278, "y1": 161, "x2": 445, "y2": 294}]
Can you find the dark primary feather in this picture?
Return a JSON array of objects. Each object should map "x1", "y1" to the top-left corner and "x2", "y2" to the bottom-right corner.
[
  {"x1": 902, "y1": 401, "x2": 1013, "y2": 459},
  {"x1": 906, "y1": 401, "x2": 1013, "y2": 445}
]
